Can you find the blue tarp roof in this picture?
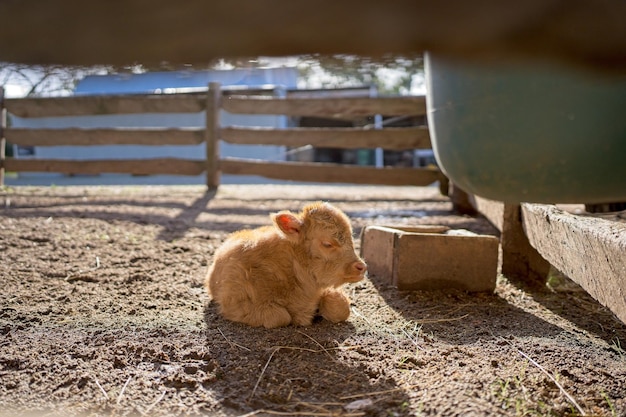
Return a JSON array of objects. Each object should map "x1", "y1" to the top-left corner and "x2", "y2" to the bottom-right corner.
[{"x1": 74, "y1": 67, "x2": 299, "y2": 95}]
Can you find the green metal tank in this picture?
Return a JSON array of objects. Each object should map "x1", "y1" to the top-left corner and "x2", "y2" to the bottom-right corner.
[{"x1": 424, "y1": 54, "x2": 626, "y2": 203}]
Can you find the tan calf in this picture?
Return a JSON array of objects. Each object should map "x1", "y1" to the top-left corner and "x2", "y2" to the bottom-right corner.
[{"x1": 205, "y1": 202, "x2": 367, "y2": 328}]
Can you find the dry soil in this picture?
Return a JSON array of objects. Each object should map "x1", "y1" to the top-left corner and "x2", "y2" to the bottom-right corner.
[{"x1": 1, "y1": 184, "x2": 625, "y2": 417}]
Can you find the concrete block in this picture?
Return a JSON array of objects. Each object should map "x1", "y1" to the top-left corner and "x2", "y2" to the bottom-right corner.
[{"x1": 361, "y1": 225, "x2": 499, "y2": 292}]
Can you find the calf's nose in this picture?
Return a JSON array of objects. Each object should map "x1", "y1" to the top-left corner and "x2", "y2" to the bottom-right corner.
[{"x1": 353, "y1": 260, "x2": 367, "y2": 274}]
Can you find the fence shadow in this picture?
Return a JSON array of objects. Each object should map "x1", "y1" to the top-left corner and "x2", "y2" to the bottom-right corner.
[
  {"x1": 1, "y1": 189, "x2": 278, "y2": 242},
  {"x1": 156, "y1": 191, "x2": 215, "y2": 241}
]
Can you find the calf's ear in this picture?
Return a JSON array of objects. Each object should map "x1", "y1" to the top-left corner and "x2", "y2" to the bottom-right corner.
[{"x1": 272, "y1": 211, "x2": 302, "y2": 240}]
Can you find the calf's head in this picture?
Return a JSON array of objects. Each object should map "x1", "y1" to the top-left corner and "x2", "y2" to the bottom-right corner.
[{"x1": 272, "y1": 202, "x2": 367, "y2": 287}]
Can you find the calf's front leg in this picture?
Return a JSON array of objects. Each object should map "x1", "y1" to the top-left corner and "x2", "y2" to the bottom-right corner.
[{"x1": 318, "y1": 289, "x2": 351, "y2": 323}]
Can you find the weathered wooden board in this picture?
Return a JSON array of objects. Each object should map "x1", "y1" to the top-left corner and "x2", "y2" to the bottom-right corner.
[
  {"x1": 471, "y1": 196, "x2": 551, "y2": 285},
  {"x1": 222, "y1": 96, "x2": 427, "y2": 117},
  {"x1": 219, "y1": 158, "x2": 441, "y2": 186},
  {"x1": 220, "y1": 126, "x2": 430, "y2": 150},
  {"x1": 522, "y1": 203, "x2": 626, "y2": 324},
  {"x1": 5, "y1": 94, "x2": 206, "y2": 118},
  {"x1": 0, "y1": 1, "x2": 624, "y2": 72},
  {"x1": 3, "y1": 158, "x2": 205, "y2": 176},
  {"x1": 5, "y1": 128, "x2": 205, "y2": 146}
]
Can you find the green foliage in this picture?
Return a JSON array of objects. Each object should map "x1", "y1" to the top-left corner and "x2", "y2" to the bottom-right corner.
[
  {"x1": 296, "y1": 54, "x2": 424, "y2": 94},
  {"x1": 611, "y1": 337, "x2": 624, "y2": 360},
  {"x1": 602, "y1": 391, "x2": 618, "y2": 417},
  {"x1": 1, "y1": 55, "x2": 424, "y2": 98},
  {"x1": 0, "y1": 63, "x2": 115, "y2": 97}
]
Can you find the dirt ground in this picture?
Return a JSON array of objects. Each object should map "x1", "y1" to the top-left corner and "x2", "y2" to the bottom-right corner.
[{"x1": 1, "y1": 184, "x2": 625, "y2": 417}]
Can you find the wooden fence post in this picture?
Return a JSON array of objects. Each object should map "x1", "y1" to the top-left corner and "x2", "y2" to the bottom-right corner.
[
  {"x1": 205, "y1": 82, "x2": 221, "y2": 190},
  {"x1": 0, "y1": 86, "x2": 6, "y2": 187},
  {"x1": 501, "y1": 204, "x2": 551, "y2": 287}
]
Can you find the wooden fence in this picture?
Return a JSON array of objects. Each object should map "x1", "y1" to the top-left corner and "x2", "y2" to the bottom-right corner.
[{"x1": 0, "y1": 83, "x2": 443, "y2": 188}]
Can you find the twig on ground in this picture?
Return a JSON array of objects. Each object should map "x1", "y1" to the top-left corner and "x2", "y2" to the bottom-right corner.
[
  {"x1": 238, "y1": 410, "x2": 364, "y2": 417},
  {"x1": 248, "y1": 343, "x2": 365, "y2": 402},
  {"x1": 413, "y1": 314, "x2": 469, "y2": 324},
  {"x1": 291, "y1": 400, "x2": 368, "y2": 416},
  {"x1": 340, "y1": 385, "x2": 419, "y2": 400},
  {"x1": 401, "y1": 329, "x2": 425, "y2": 351},
  {"x1": 237, "y1": 410, "x2": 265, "y2": 417},
  {"x1": 144, "y1": 390, "x2": 167, "y2": 414},
  {"x1": 249, "y1": 347, "x2": 281, "y2": 401},
  {"x1": 93, "y1": 377, "x2": 109, "y2": 401},
  {"x1": 249, "y1": 345, "x2": 328, "y2": 402},
  {"x1": 218, "y1": 327, "x2": 251, "y2": 351},
  {"x1": 499, "y1": 338, "x2": 586, "y2": 416},
  {"x1": 236, "y1": 411, "x2": 263, "y2": 417},
  {"x1": 65, "y1": 256, "x2": 102, "y2": 282},
  {"x1": 116, "y1": 376, "x2": 132, "y2": 405},
  {"x1": 350, "y1": 306, "x2": 372, "y2": 325},
  {"x1": 295, "y1": 401, "x2": 333, "y2": 414},
  {"x1": 296, "y1": 330, "x2": 336, "y2": 361},
  {"x1": 514, "y1": 346, "x2": 586, "y2": 416}
]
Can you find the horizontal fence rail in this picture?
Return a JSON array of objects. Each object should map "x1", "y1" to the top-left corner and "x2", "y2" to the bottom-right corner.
[
  {"x1": 219, "y1": 157, "x2": 441, "y2": 186},
  {"x1": 5, "y1": 127, "x2": 205, "y2": 146},
  {"x1": 219, "y1": 126, "x2": 431, "y2": 150},
  {"x1": 222, "y1": 95, "x2": 427, "y2": 117},
  {"x1": 4, "y1": 158, "x2": 205, "y2": 176},
  {"x1": 5, "y1": 92, "x2": 207, "y2": 118}
]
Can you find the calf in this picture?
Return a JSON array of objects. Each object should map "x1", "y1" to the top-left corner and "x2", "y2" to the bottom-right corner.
[{"x1": 205, "y1": 202, "x2": 367, "y2": 328}]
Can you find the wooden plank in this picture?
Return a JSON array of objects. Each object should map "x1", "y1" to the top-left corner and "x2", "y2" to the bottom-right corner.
[
  {"x1": 501, "y1": 204, "x2": 551, "y2": 286},
  {"x1": 522, "y1": 203, "x2": 626, "y2": 324},
  {"x1": 222, "y1": 96, "x2": 426, "y2": 117},
  {"x1": 361, "y1": 225, "x2": 498, "y2": 292},
  {"x1": 218, "y1": 157, "x2": 441, "y2": 186},
  {"x1": 5, "y1": 127, "x2": 204, "y2": 146},
  {"x1": 4, "y1": 158, "x2": 205, "y2": 176},
  {"x1": 220, "y1": 126, "x2": 431, "y2": 150},
  {"x1": 5, "y1": 93, "x2": 206, "y2": 118},
  {"x1": 471, "y1": 196, "x2": 550, "y2": 285},
  {"x1": 472, "y1": 195, "x2": 505, "y2": 231}
]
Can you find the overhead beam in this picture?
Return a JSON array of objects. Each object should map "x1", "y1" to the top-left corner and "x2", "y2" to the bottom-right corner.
[{"x1": 0, "y1": 1, "x2": 625, "y2": 72}]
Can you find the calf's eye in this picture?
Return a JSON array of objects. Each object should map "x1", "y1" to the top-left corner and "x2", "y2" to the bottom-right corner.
[{"x1": 321, "y1": 241, "x2": 334, "y2": 248}]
